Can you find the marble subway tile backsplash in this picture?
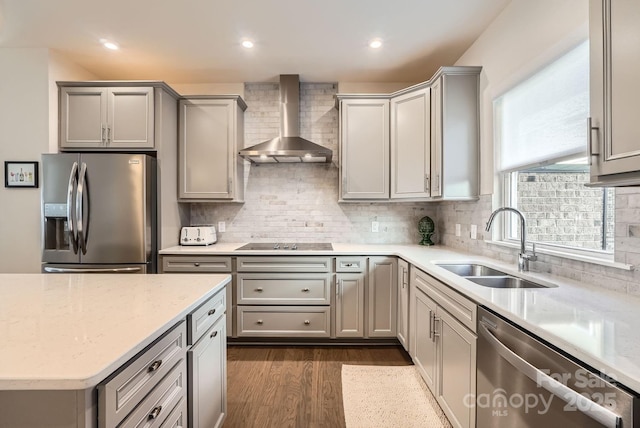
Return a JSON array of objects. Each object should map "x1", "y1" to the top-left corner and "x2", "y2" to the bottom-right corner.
[{"x1": 191, "y1": 163, "x2": 437, "y2": 244}]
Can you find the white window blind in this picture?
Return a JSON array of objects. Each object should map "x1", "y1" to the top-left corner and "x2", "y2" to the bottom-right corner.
[{"x1": 496, "y1": 41, "x2": 589, "y2": 172}]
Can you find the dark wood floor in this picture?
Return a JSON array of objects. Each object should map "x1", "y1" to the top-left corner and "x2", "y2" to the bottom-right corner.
[{"x1": 224, "y1": 345, "x2": 413, "y2": 428}]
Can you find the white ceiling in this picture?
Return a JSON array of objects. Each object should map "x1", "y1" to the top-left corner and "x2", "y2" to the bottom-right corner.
[{"x1": 0, "y1": 0, "x2": 510, "y2": 84}]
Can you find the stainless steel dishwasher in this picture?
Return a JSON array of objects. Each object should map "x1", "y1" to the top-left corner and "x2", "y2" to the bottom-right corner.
[{"x1": 476, "y1": 307, "x2": 638, "y2": 427}]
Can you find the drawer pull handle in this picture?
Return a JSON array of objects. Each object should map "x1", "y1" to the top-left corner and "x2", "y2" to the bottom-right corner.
[
  {"x1": 257, "y1": 319, "x2": 263, "y2": 325},
  {"x1": 208, "y1": 309, "x2": 216, "y2": 316},
  {"x1": 304, "y1": 320, "x2": 311, "y2": 325},
  {"x1": 148, "y1": 406, "x2": 162, "y2": 420},
  {"x1": 344, "y1": 263, "x2": 354, "y2": 267},
  {"x1": 148, "y1": 360, "x2": 162, "y2": 372},
  {"x1": 210, "y1": 330, "x2": 218, "y2": 338},
  {"x1": 193, "y1": 262, "x2": 200, "y2": 267},
  {"x1": 255, "y1": 287, "x2": 263, "y2": 292},
  {"x1": 302, "y1": 288, "x2": 310, "y2": 292}
]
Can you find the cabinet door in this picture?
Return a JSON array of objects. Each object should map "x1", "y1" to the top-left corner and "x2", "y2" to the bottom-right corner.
[
  {"x1": 340, "y1": 99, "x2": 390, "y2": 199},
  {"x1": 367, "y1": 256, "x2": 397, "y2": 337},
  {"x1": 60, "y1": 87, "x2": 108, "y2": 149},
  {"x1": 390, "y1": 88, "x2": 431, "y2": 199},
  {"x1": 437, "y1": 308, "x2": 476, "y2": 428},
  {"x1": 179, "y1": 99, "x2": 234, "y2": 200},
  {"x1": 413, "y1": 287, "x2": 437, "y2": 393},
  {"x1": 335, "y1": 273, "x2": 365, "y2": 337},
  {"x1": 107, "y1": 87, "x2": 155, "y2": 149},
  {"x1": 188, "y1": 318, "x2": 227, "y2": 428},
  {"x1": 590, "y1": 0, "x2": 640, "y2": 182},
  {"x1": 396, "y1": 259, "x2": 409, "y2": 351},
  {"x1": 430, "y1": 78, "x2": 443, "y2": 198}
]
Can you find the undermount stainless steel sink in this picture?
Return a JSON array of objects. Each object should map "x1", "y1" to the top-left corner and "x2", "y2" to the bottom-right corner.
[
  {"x1": 466, "y1": 276, "x2": 554, "y2": 289},
  {"x1": 436, "y1": 263, "x2": 555, "y2": 289},
  {"x1": 436, "y1": 263, "x2": 508, "y2": 277}
]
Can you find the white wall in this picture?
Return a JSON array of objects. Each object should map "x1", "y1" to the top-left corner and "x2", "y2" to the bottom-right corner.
[
  {"x1": 337, "y1": 82, "x2": 414, "y2": 94},
  {"x1": 454, "y1": 0, "x2": 589, "y2": 194},
  {"x1": 168, "y1": 82, "x2": 244, "y2": 97},
  {"x1": 0, "y1": 49, "x2": 50, "y2": 272},
  {"x1": 0, "y1": 48, "x2": 97, "y2": 273}
]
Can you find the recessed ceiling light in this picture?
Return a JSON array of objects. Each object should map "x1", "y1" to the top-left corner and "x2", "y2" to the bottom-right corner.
[
  {"x1": 242, "y1": 40, "x2": 254, "y2": 49},
  {"x1": 369, "y1": 39, "x2": 383, "y2": 49},
  {"x1": 101, "y1": 40, "x2": 119, "y2": 50}
]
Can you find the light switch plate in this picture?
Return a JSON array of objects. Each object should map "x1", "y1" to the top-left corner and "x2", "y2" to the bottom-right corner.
[
  {"x1": 218, "y1": 221, "x2": 226, "y2": 233},
  {"x1": 470, "y1": 224, "x2": 477, "y2": 240},
  {"x1": 455, "y1": 224, "x2": 461, "y2": 237},
  {"x1": 372, "y1": 221, "x2": 379, "y2": 233}
]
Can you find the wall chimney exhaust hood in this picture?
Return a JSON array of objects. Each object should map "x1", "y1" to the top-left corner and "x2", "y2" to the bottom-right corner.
[{"x1": 238, "y1": 75, "x2": 333, "y2": 164}]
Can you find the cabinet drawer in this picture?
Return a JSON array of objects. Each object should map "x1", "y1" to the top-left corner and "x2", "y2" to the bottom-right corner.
[
  {"x1": 188, "y1": 288, "x2": 226, "y2": 345},
  {"x1": 412, "y1": 267, "x2": 477, "y2": 332},
  {"x1": 98, "y1": 322, "x2": 187, "y2": 428},
  {"x1": 237, "y1": 306, "x2": 331, "y2": 337},
  {"x1": 119, "y1": 359, "x2": 187, "y2": 428},
  {"x1": 159, "y1": 396, "x2": 187, "y2": 428},
  {"x1": 336, "y1": 257, "x2": 366, "y2": 273},
  {"x1": 161, "y1": 256, "x2": 232, "y2": 273},
  {"x1": 237, "y1": 273, "x2": 331, "y2": 305},
  {"x1": 236, "y1": 256, "x2": 331, "y2": 272}
]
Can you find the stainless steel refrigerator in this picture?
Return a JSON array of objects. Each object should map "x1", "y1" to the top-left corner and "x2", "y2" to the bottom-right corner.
[{"x1": 41, "y1": 153, "x2": 156, "y2": 273}]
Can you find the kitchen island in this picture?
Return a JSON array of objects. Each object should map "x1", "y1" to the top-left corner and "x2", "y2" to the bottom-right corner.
[{"x1": 0, "y1": 273, "x2": 230, "y2": 427}]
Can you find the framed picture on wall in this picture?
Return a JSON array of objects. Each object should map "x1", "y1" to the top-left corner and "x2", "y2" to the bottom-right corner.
[{"x1": 4, "y1": 161, "x2": 39, "y2": 188}]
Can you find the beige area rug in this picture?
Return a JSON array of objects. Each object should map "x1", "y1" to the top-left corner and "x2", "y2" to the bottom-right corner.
[{"x1": 341, "y1": 365, "x2": 452, "y2": 428}]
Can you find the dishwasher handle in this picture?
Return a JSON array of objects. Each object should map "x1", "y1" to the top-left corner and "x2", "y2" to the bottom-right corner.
[{"x1": 479, "y1": 321, "x2": 621, "y2": 428}]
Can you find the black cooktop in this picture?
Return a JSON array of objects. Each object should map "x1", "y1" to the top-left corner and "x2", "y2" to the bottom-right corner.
[{"x1": 236, "y1": 242, "x2": 333, "y2": 251}]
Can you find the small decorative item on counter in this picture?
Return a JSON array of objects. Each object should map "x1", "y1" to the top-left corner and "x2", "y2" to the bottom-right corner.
[{"x1": 418, "y1": 216, "x2": 435, "y2": 246}]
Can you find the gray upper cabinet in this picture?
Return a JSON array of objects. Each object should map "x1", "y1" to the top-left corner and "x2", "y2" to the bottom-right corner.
[
  {"x1": 336, "y1": 66, "x2": 479, "y2": 202},
  {"x1": 338, "y1": 97, "x2": 390, "y2": 200},
  {"x1": 178, "y1": 96, "x2": 246, "y2": 201},
  {"x1": 59, "y1": 86, "x2": 155, "y2": 150},
  {"x1": 430, "y1": 68, "x2": 480, "y2": 200},
  {"x1": 390, "y1": 87, "x2": 431, "y2": 199},
  {"x1": 589, "y1": 0, "x2": 640, "y2": 185}
]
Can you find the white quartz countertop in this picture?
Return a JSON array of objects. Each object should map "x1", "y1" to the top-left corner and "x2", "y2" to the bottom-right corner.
[
  {"x1": 0, "y1": 273, "x2": 230, "y2": 390},
  {"x1": 161, "y1": 242, "x2": 640, "y2": 393}
]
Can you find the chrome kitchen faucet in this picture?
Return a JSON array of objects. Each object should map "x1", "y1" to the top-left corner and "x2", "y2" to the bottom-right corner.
[{"x1": 485, "y1": 207, "x2": 537, "y2": 272}]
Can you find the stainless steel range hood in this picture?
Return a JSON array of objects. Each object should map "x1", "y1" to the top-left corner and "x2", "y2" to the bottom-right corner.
[{"x1": 239, "y1": 75, "x2": 333, "y2": 164}]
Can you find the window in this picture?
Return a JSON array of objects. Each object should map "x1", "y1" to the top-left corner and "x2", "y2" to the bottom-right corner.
[{"x1": 495, "y1": 41, "x2": 614, "y2": 255}]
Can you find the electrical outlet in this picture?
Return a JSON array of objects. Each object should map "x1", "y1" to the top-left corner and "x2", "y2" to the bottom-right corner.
[
  {"x1": 455, "y1": 223, "x2": 461, "y2": 237},
  {"x1": 371, "y1": 221, "x2": 379, "y2": 233},
  {"x1": 470, "y1": 224, "x2": 477, "y2": 240},
  {"x1": 218, "y1": 221, "x2": 226, "y2": 232}
]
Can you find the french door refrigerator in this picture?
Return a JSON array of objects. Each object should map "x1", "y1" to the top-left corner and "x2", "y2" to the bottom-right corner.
[{"x1": 41, "y1": 153, "x2": 156, "y2": 273}]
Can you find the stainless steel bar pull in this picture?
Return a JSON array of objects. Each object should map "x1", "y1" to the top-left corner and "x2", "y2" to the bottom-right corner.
[
  {"x1": 76, "y1": 162, "x2": 88, "y2": 255},
  {"x1": 66, "y1": 161, "x2": 79, "y2": 254},
  {"x1": 479, "y1": 321, "x2": 621, "y2": 428},
  {"x1": 43, "y1": 266, "x2": 143, "y2": 273}
]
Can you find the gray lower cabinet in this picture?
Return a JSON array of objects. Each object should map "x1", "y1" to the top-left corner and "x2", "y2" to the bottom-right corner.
[
  {"x1": 335, "y1": 257, "x2": 397, "y2": 339},
  {"x1": 98, "y1": 322, "x2": 188, "y2": 427},
  {"x1": 589, "y1": 0, "x2": 640, "y2": 185},
  {"x1": 97, "y1": 286, "x2": 228, "y2": 428},
  {"x1": 188, "y1": 316, "x2": 226, "y2": 428},
  {"x1": 335, "y1": 268, "x2": 366, "y2": 337},
  {"x1": 396, "y1": 258, "x2": 410, "y2": 351},
  {"x1": 235, "y1": 257, "x2": 332, "y2": 337},
  {"x1": 411, "y1": 266, "x2": 477, "y2": 428},
  {"x1": 367, "y1": 257, "x2": 397, "y2": 337}
]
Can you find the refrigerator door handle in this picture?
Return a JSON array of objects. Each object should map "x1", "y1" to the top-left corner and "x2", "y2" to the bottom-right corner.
[
  {"x1": 76, "y1": 162, "x2": 88, "y2": 255},
  {"x1": 66, "y1": 162, "x2": 79, "y2": 254},
  {"x1": 43, "y1": 266, "x2": 143, "y2": 273}
]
